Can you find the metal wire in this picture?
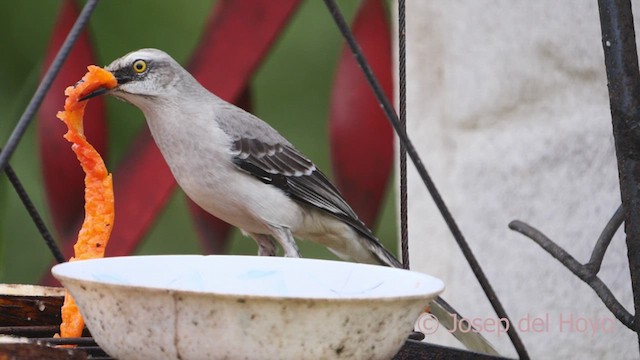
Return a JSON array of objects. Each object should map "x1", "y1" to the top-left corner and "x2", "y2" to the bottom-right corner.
[
  {"x1": 398, "y1": 0, "x2": 409, "y2": 270},
  {"x1": 3, "y1": 159, "x2": 65, "y2": 264},
  {"x1": 322, "y1": 0, "x2": 528, "y2": 358},
  {"x1": 0, "y1": 0, "x2": 100, "y2": 175}
]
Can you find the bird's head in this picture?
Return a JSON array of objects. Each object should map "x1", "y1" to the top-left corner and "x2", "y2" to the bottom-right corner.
[{"x1": 81, "y1": 48, "x2": 189, "y2": 106}]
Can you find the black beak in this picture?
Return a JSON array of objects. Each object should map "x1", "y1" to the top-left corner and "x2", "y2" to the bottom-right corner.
[
  {"x1": 79, "y1": 86, "x2": 110, "y2": 102},
  {"x1": 78, "y1": 67, "x2": 134, "y2": 101}
]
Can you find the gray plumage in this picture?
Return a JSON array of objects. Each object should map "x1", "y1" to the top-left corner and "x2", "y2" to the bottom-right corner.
[{"x1": 103, "y1": 48, "x2": 399, "y2": 267}]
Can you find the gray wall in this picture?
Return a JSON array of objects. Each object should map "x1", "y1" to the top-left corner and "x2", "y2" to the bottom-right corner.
[{"x1": 400, "y1": 1, "x2": 637, "y2": 358}]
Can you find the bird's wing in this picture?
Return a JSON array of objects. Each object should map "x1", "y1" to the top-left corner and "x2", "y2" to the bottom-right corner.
[
  {"x1": 231, "y1": 138, "x2": 373, "y2": 237},
  {"x1": 231, "y1": 138, "x2": 356, "y2": 217},
  {"x1": 231, "y1": 137, "x2": 402, "y2": 268},
  {"x1": 214, "y1": 102, "x2": 366, "y2": 227}
]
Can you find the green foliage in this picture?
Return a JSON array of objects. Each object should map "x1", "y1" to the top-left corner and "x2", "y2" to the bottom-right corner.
[{"x1": 0, "y1": 0, "x2": 397, "y2": 284}]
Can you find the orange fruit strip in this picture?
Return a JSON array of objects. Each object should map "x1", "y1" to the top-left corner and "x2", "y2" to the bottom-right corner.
[{"x1": 55, "y1": 65, "x2": 117, "y2": 338}]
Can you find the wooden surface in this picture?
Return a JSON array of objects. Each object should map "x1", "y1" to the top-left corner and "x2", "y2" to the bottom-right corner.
[
  {"x1": 0, "y1": 294, "x2": 63, "y2": 326},
  {"x1": 0, "y1": 342, "x2": 87, "y2": 360}
]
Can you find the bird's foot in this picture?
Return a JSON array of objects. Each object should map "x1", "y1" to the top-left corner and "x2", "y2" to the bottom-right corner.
[
  {"x1": 268, "y1": 224, "x2": 301, "y2": 258},
  {"x1": 248, "y1": 233, "x2": 277, "y2": 257}
]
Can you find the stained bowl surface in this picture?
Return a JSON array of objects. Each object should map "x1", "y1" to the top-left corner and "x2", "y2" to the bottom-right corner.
[{"x1": 52, "y1": 255, "x2": 444, "y2": 360}]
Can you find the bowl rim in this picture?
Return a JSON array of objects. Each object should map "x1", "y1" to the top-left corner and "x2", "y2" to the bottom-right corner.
[{"x1": 52, "y1": 255, "x2": 445, "y2": 303}]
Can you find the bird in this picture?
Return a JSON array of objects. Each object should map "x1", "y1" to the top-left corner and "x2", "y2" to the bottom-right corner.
[
  {"x1": 82, "y1": 48, "x2": 497, "y2": 354},
  {"x1": 88, "y1": 48, "x2": 400, "y2": 267}
]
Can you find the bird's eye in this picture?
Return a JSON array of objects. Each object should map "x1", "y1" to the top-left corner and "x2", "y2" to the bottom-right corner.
[{"x1": 132, "y1": 59, "x2": 147, "y2": 74}]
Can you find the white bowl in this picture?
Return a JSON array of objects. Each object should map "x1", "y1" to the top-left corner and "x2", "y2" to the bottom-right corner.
[{"x1": 52, "y1": 255, "x2": 444, "y2": 360}]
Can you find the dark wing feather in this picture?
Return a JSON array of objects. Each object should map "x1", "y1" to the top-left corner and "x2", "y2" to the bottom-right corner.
[
  {"x1": 231, "y1": 138, "x2": 371, "y2": 237},
  {"x1": 214, "y1": 102, "x2": 401, "y2": 267},
  {"x1": 230, "y1": 137, "x2": 402, "y2": 268}
]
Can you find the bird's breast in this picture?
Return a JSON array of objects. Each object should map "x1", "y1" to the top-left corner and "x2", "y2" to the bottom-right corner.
[{"x1": 143, "y1": 107, "x2": 303, "y2": 234}]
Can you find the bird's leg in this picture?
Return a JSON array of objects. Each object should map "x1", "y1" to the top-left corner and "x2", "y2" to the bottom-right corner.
[
  {"x1": 267, "y1": 224, "x2": 300, "y2": 258},
  {"x1": 248, "y1": 233, "x2": 277, "y2": 256}
]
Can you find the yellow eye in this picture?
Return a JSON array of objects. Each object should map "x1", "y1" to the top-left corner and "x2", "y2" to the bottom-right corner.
[{"x1": 132, "y1": 59, "x2": 147, "y2": 73}]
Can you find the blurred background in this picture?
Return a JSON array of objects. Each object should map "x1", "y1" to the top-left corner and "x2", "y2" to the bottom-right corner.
[{"x1": 0, "y1": 0, "x2": 398, "y2": 284}]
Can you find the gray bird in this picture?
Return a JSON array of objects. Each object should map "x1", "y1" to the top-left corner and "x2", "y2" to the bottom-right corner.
[{"x1": 82, "y1": 48, "x2": 497, "y2": 354}]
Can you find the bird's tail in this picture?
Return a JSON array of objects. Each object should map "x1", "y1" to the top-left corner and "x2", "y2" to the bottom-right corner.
[
  {"x1": 429, "y1": 296, "x2": 499, "y2": 355},
  {"x1": 363, "y1": 236, "x2": 499, "y2": 355}
]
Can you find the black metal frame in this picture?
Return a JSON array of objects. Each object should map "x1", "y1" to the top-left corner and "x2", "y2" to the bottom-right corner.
[{"x1": 1, "y1": 0, "x2": 639, "y2": 358}]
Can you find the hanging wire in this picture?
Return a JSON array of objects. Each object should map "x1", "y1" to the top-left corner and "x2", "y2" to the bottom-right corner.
[
  {"x1": 398, "y1": 0, "x2": 409, "y2": 270},
  {"x1": 0, "y1": 0, "x2": 101, "y2": 175},
  {"x1": 322, "y1": 0, "x2": 529, "y2": 358},
  {"x1": 2, "y1": 157, "x2": 65, "y2": 264}
]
